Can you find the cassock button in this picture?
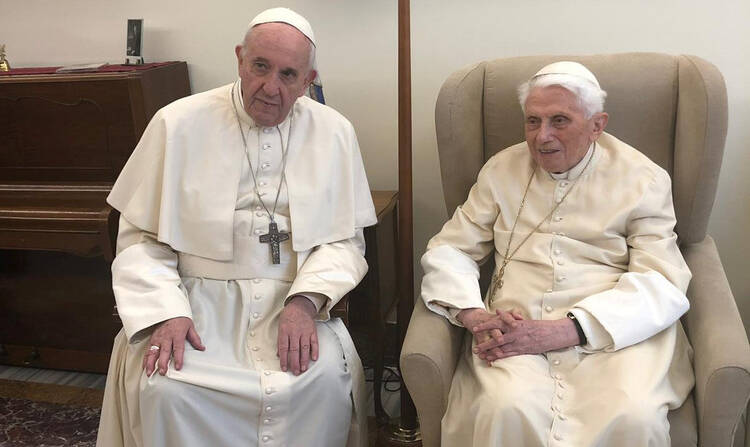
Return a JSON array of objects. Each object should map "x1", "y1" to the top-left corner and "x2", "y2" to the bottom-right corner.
[
  {"x1": 254, "y1": 229, "x2": 263, "y2": 235},
  {"x1": 252, "y1": 346, "x2": 259, "y2": 351},
  {"x1": 255, "y1": 294, "x2": 262, "y2": 300},
  {"x1": 264, "y1": 418, "x2": 271, "y2": 424},
  {"x1": 255, "y1": 205, "x2": 262, "y2": 211},
  {"x1": 546, "y1": 288, "x2": 553, "y2": 293},
  {"x1": 264, "y1": 370, "x2": 271, "y2": 376},
  {"x1": 259, "y1": 181, "x2": 267, "y2": 186},
  {"x1": 558, "y1": 413, "x2": 567, "y2": 421},
  {"x1": 555, "y1": 373, "x2": 562, "y2": 380},
  {"x1": 557, "y1": 276, "x2": 566, "y2": 282},
  {"x1": 560, "y1": 181, "x2": 569, "y2": 187},
  {"x1": 554, "y1": 249, "x2": 561, "y2": 255},
  {"x1": 263, "y1": 143, "x2": 271, "y2": 150},
  {"x1": 553, "y1": 359, "x2": 561, "y2": 366},
  {"x1": 265, "y1": 406, "x2": 272, "y2": 412},
  {"x1": 253, "y1": 312, "x2": 260, "y2": 318},
  {"x1": 265, "y1": 387, "x2": 275, "y2": 394},
  {"x1": 253, "y1": 278, "x2": 261, "y2": 284},
  {"x1": 554, "y1": 216, "x2": 563, "y2": 222},
  {"x1": 559, "y1": 232, "x2": 566, "y2": 237},
  {"x1": 545, "y1": 306, "x2": 553, "y2": 313},
  {"x1": 557, "y1": 260, "x2": 565, "y2": 266},
  {"x1": 262, "y1": 162, "x2": 271, "y2": 169},
  {"x1": 554, "y1": 433, "x2": 563, "y2": 441},
  {"x1": 262, "y1": 435, "x2": 271, "y2": 442},
  {"x1": 256, "y1": 212, "x2": 264, "y2": 217},
  {"x1": 557, "y1": 393, "x2": 564, "y2": 399},
  {"x1": 250, "y1": 331, "x2": 256, "y2": 337},
  {"x1": 263, "y1": 128, "x2": 272, "y2": 134}
]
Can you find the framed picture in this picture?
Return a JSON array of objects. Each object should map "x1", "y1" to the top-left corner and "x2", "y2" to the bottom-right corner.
[{"x1": 126, "y1": 19, "x2": 143, "y2": 63}]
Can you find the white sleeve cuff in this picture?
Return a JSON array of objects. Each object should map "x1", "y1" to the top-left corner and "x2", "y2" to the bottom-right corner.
[
  {"x1": 569, "y1": 308, "x2": 614, "y2": 352},
  {"x1": 420, "y1": 245, "x2": 485, "y2": 314},
  {"x1": 285, "y1": 292, "x2": 330, "y2": 320},
  {"x1": 430, "y1": 301, "x2": 481, "y2": 327}
]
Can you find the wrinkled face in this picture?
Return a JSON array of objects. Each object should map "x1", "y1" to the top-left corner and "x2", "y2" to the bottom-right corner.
[
  {"x1": 235, "y1": 22, "x2": 316, "y2": 127},
  {"x1": 524, "y1": 85, "x2": 608, "y2": 173}
]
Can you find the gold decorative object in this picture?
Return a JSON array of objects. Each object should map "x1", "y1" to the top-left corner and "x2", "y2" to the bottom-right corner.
[{"x1": 0, "y1": 44, "x2": 10, "y2": 71}]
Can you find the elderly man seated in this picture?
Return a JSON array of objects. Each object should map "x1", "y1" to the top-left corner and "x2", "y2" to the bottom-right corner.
[
  {"x1": 96, "y1": 7, "x2": 374, "y2": 447},
  {"x1": 420, "y1": 61, "x2": 694, "y2": 446}
]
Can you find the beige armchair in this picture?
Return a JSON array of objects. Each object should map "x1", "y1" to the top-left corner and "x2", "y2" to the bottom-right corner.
[{"x1": 400, "y1": 53, "x2": 750, "y2": 447}]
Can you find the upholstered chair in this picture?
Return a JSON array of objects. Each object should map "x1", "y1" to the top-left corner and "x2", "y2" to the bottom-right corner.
[{"x1": 400, "y1": 53, "x2": 750, "y2": 447}]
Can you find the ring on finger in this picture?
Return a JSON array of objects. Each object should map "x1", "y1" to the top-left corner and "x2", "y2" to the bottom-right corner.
[{"x1": 149, "y1": 345, "x2": 160, "y2": 352}]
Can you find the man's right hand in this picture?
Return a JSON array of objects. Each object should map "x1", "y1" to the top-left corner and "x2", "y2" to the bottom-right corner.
[
  {"x1": 457, "y1": 308, "x2": 523, "y2": 363},
  {"x1": 143, "y1": 316, "x2": 205, "y2": 376}
]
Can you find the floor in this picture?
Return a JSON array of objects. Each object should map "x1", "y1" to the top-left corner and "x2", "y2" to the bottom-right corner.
[
  {"x1": 0, "y1": 365, "x2": 106, "y2": 389},
  {"x1": 0, "y1": 363, "x2": 407, "y2": 446}
]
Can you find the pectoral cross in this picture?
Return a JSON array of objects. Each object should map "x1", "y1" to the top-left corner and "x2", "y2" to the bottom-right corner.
[
  {"x1": 488, "y1": 267, "x2": 505, "y2": 302},
  {"x1": 259, "y1": 222, "x2": 289, "y2": 264}
]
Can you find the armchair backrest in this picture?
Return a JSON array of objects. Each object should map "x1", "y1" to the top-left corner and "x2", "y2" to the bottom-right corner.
[{"x1": 435, "y1": 53, "x2": 727, "y2": 244}]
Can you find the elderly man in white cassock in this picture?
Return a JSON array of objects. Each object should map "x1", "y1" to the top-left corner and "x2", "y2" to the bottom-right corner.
[
  {"x1": 96, "y1": 8, "x2": 375, "y2": 447},
  {"x1": 420, "y1": 61, "x2": 694, "y2": 446}
]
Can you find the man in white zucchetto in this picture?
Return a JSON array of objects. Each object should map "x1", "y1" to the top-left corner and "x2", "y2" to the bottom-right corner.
[
  {"x1": 96, "y1": 8, "x2": 375, "y2": 447},
  {"x1": 420, "y1": 61, "x2": 694, "y2": 446}
]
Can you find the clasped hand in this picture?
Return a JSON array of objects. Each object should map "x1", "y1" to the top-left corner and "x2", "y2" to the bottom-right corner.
[
  {"x1": 458, "y1": 308, "x2": 522, "y2": 364},
  {"x1": 458, "y1": 308, "x2": 580, "y2": 365}
]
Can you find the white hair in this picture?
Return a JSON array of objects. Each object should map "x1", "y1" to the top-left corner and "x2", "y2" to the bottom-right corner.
[
  {"x1": 239, "y1": 24, "x2": 316, "y2": 73},
  {"x1": 518, "y1": 74, "x2": 607, "y2": 118}
]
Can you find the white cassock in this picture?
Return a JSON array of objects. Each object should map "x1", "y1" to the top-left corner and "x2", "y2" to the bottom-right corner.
[
  {"x1": 421, "y1": 133, "x2": 695, "y2": 447},
  {"x1": 96, "y1": 82, "x2": 376, "y2": 447}
]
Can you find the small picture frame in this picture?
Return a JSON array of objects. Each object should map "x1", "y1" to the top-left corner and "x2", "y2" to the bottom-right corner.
[{"x1": 125, "y1": 19, "x2": 144, "y2": 64}]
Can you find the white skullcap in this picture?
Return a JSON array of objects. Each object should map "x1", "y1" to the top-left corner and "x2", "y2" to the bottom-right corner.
[
  {"x1": 532, "y1": 61, "x2": 600, "y2": 89},
  {"x1": 248, "y1": 7, "x2": 316, "y2": 46},
  {"x1": 246, "y1": 7, "x2": 320, "y2": 85}
]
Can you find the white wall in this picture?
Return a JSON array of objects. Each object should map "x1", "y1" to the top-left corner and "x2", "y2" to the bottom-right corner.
[{"x1": 2, "y1": 1, "x2": 749, "y2": 332}]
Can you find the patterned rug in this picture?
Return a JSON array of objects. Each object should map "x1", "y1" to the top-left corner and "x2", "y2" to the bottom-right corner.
[{"x1": 0, "y1": 379, "x2": 103, "y2": 446}]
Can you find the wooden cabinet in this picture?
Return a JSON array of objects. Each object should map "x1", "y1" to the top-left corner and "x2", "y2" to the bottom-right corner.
[{"x1": 0, "y1": 62, "x2": 191, "y2": 372}]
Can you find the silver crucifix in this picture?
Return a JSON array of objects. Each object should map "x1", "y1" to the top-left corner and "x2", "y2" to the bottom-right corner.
[{"x1": 259, "y1": 222, "x2": 290, "y2": 264}]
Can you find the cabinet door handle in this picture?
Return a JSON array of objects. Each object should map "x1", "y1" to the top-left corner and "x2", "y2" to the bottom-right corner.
[{"x1": 24, "y1": 347, "x2": 40, "y2": 365}]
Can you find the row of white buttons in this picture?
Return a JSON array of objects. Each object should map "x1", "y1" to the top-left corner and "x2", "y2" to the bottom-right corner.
[
  {"x1": 551, "y1": 370, "x2": 567, "y2": 441},
  {"x1": 554, "y1": 181, "x2": 569, "y2": 204},
  {"x1": 262, "y1": 401, "x2": 274, "y2": 443}
]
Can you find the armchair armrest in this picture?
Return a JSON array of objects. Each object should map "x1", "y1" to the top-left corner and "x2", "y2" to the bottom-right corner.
[
  {"x1": 400, "y1": 298, "x2": 464, "y2": 447},
  {"x1": 681, "y1": 236, "x2": 750, "y2": 447}
]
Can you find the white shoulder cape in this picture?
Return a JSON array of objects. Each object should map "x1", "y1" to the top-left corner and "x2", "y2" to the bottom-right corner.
[{"x1": 107, "y1": 83, "x2": 377, "y2": 260}]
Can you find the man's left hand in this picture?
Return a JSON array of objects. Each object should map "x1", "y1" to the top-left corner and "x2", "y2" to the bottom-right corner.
[
  {"x1": 278, "y1": 295, "x2": 319, "y2": 375},
  {"x1": 474, "y1": 317, "x2": 580, "y2": 363}
]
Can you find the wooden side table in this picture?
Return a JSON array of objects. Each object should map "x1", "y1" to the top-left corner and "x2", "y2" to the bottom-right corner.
[{"x1": 353, "y1": 190, "x2": 399, "y2": 424}]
